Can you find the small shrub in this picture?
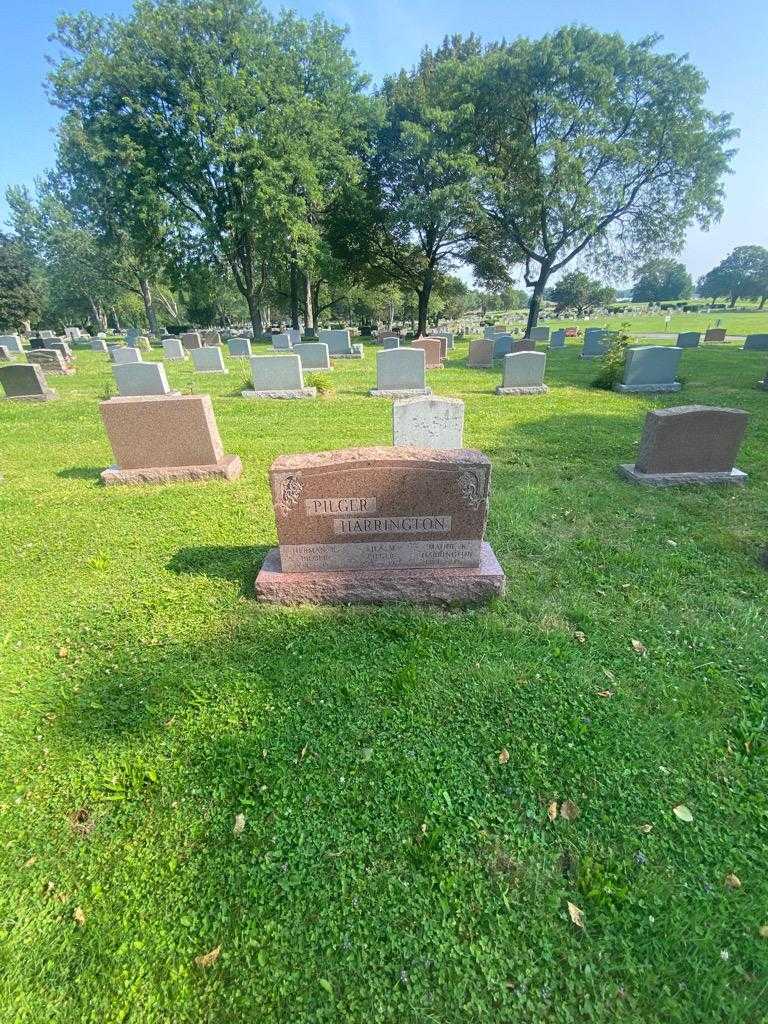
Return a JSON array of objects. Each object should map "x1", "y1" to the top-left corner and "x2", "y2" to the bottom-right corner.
[
  {"x1": 592, "y1": 325, "x2": 632, "y2": 390},
  {"x1": 305, "y1": 371, "x2": 335, "y2": 396}
]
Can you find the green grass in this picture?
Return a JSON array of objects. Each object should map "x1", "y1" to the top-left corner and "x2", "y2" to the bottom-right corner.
[
  {"x1": 1, "y1": 336, "x2": 767, "y2": 1023},
  {"x1": 533, "y1": 310, "x2": 768, "y2": 339}
]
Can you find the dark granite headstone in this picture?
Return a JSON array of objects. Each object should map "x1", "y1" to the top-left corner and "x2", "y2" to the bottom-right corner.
[{"x1": 0, "y1": 363, "x2": 57, "y2": 400}]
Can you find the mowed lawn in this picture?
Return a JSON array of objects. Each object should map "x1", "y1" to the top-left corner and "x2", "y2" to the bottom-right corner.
[
  {"x1": 1, "y1": 336, "x2": 767, "y2": 1023},
  {"x1": 539, "y1": 311, "x2": 768, "y2": 338}
]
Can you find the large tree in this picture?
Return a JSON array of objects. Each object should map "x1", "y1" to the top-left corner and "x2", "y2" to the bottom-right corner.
[
  {"x1": 465, "y1": 27, "x2": 736, "y2": 334},
  {"x1": 698, "y1": 246, "x2": 768, "y2": 307},
  {"x1": 49, "y1": 0, "x2": 369, "y2": 335},
  {"x1": 632, "y1": 259, "x2": 693, "y2": 302},
  {"x1": 0, "y1": 232, "x2": 43, "y2": 331},
  {"x1": 549, "y1": 270, "x2": 615, "y2": 315}
]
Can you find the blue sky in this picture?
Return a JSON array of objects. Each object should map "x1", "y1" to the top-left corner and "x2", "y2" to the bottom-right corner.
[{"x1": 2, "y1": 0, "x2": 766, "y2": 287}]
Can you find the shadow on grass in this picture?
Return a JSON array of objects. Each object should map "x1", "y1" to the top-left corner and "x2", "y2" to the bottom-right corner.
[
  {"x1": 168, "y1": 544, "x2": 272, "y2": 598},
  {"x1": 57, "y1": 465, "x2": 103, "y2": 482}
]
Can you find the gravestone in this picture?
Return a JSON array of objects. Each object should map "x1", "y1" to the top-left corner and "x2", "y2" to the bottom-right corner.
[
  {"x1": 113, "y1": 361, "x2": 176, "y2": 397},
  {"x1": 125, "y1": 328, "x2": 141, "y2": 344},
  {"x1": 318, "y1": 329, "x2": 363, "y2": 358},
  {"x1": 412, "y1": 337, "x2": 443, "y2": 369},
  {"x1": 549, "y1": 329, "x2": 566, "y2": 349},
  {"x1": 743, "y1": 334, "x2": 768, "y2": 351},
  {"x1": 382, "y1": 337, "x2": 400, "y2": 349},
  {"x1": 370, "y1": 348, "x2": 430, "y2": 397},
  {"x1": 580, "y1": 328, "x2": 608, "y2": 358},
  {"x1": 0, "y1": 364, "x2": 57, "y2": 401},
  {"x1": 243, "y1": 354, "x2": 316, "y2": 399},
  {"x1": 91, "y1": 338, "x2": 109, "y2": 353},
  {"x1": 512, "y1": 338, "x2": 537, "y2": 353},
  {"x1": 676, "y1": 332, "x2": 701, "y2": 348},
  {"x1": 497, "y1": 352, "x2": 548, "y2": 395},
  {"x1": 703, "y1": 328, "x2": 727, "y2": 343},
  {"x1": 191, "y1": 346, "x2": 228, "y2": 373},
  {"x1": 492, "y1": 334, "x2": 514, "y2": 358},
  {"x1": 99, "y1": 394, "x2": 242, "y2": 485},
  {"x1": 530, "y1": 326, "x2": 550, "y2": 343},
  {"x1": 287, "y1": 328, "x2": 301, "y2": 346},
  {"x1": 0, "y1": 334, "x2": 24, "y2": 354},
  {"x1": 27, "y1": 348, "x2": 72, "y2": 375},
  {"x1": 227, "y1": 337, "x2": 252, "y2": 359},
  {"x1": 162, "y1": 338, "x2": 187, "y2": 361},
  {"x1": 483, "y1": 326, "x2": 497, "y2": 340},
  {"x1": 39, "y1": 330, "x2": 55, "y2": 340},
  {"x1": 614, "y1": 346, "x2": 682, "y2": 394},
  {"x1": 48, "y1": 339, "x2": 73, "y2": 364},
  {"x1": 393, "y1": 396, "x2": 464, "y2": 449},
  {"x1": 64, "y1": 327, "x2": 81, "y2": 340},
  {"x1": 467, "y1": 340, "x2": 494, "y2": 368},
  {"x1": 618, "y1": 405, "x2": 748, "y2": 487},
  {"x1": 272, "y1": 333, "x2": 292, "y2": 351},
  {"x1": 294, "y1": 342, "x2": 331, "y2": 370},
  {"x1": 433, "y1": 331, "x2": 454, "y2": 351},
  {"x1": 112, "y1": 347, "x2": 143, "y2": 365},
  {"x1": 253, "y1": 446, "x2": 506, "y2": 605},
  {"x1": 201, "y1": 329, "x2": 221, "y2": 346},
  {"x1": 29, "y1": 339, "x2": 47, "y2": 350},
  {"x1": 181, "y1": 331, "x2": 202, "y2": 350}
]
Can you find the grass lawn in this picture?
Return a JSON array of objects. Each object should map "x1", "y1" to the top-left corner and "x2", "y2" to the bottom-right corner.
[
  {"x1": 510, "y1": 311, "x2": 768, "y2": 339},
  {"x1": 1, "y1": 336, "x2": 767, "y2": 1023}
]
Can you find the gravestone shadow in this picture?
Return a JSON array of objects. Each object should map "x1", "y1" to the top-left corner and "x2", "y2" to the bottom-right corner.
[
  {"x1": 57, "y1": 466, "x2": 103, "y2": 482},
  {"x1": 168, "y1": 544, "x2": 272, "y2": 598}
]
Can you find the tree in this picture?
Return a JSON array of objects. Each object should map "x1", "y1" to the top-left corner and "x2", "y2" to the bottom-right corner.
[
  {"x1": 0, "y1": 232, "x2": 43, "y2": 331},
  {"x1": 698, "y1": 246, "x2": 768, "y2": 307},
  {"x1": 49, "y1": 0, "x2": 370, "y2": 335},
  {"x1": 632, "y1": 259, "x2": 692, "y2": 302},
  {"x1": 347, "y1": 37, "x2": 483, "y2": 336},
  {"x1": 465, "y1": 27, "x2": 736, "y2": 334},
  {"x1": 549, "y1": 270, "x2": 615, "y2": 315}
]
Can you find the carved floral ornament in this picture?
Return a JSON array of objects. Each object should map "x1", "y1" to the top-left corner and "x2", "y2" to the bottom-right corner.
[
  {"x1": 276, "y1": 472, "x2": 303, "y2": 515},
  {"x1": 457, "y1": 469, "x2": 487, "y2": 510}
]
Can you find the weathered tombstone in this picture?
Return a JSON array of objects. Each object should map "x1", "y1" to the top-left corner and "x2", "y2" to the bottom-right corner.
[
  {"x1": 287, "y1": 328, "x2": 301, "y2": 346},
  {"x1": 497, "y1": 352, "x2": 548, "y2": 395},
  {"x1": 112, "y1": 361, "x2": 176, "y2": 397},
  {"x1": 614, "y1": 346, "x2": 682, "y2": 394},
  {"x1": 294, "y1": 342, "x2": 331, "y2": 370},
  {"x1": 676, "y1": 332, "x2": 701, "y2": 348},
  {"x1": 272, "y1": 332, "x2": 292, "y2": 351},
  {"x1": 382, "y1": 336, "x2": 400, "y2": 349},
  {"x1": 47, "y1": 339, "x2": 73, "y2": 364},
  {"x1": 91, "y1": 338, "x2": 109, "y2": 354},
  {"x1": 318, "y1": 328, "x2": 363, "y2": 358},
  {"x1": 243, "y1": 354, "x2": 316, "y2": 399},
  {"x1": 64, "y1": 327, "x2": 81, "y2": 340},
  {"x1": 227, "y1": 337, "x2": 252, "y2": 359},
  {"x1": 467, "y1": 339, "x2": 494, "y2": 368},
  {"x1": 0, "y1": 364, "x2": 57, "y2": 401},
  {"x1": 412, "y1": 337, "x2": 443, "y2": 369},
  {"x1": 201, "y1": 329, "x2": 221, "y2": 346},
  {"x1": 433, "y1": 331, "x2": 454, "y2": 351},
  {"x1": 549, "y1": 329, "x2": 566, "y2": 349},
  {"x1": 580, "y1": 328, "x2": 608, "y2": 358},
  {"x1": 393, "y1": 396, "x2": 464, "y2": 449},
  {"x1": 618, "y1": 405, "x2": 748, "y2": 486},
  {"x1": 530, "y1": 326, "x2": 550, "y2": 343},
  {"x1": 99, "y1": 394, "x2": 241, "y2": 485},
  {"x1": 162, "y1": 338, "x2": 187, "y2": 361},
  {"x1": 0, "y1": 334, "x2": 24, "y2": 354},
  {"x1": 492, "y1": 334, "x2": 514, "y2": 358},
  {"x1": 112, "y1": 347, "x2": 143, "y2": 365},
  {"x1": 253, "y1": 446, "x2": 506, "y2": 605},
  {"x1": 370, "y1": 348, "x2": 430, "y2": 398},
  {"x1": 181, "y1": 331, "x2": 202, "y2": 350},
  {"x1": 29, "y1": 339, "x2": 47, "y2": 350},
  {"x1": 743, "y1": 334, "x2": 768, "y2": 351},
  {"x1": 39, "y1": 330, "x2": 55, "y2": 340},
  {"x1": 703, "y1": 328, "x2": 727, "y2": 343},
  {"x1": 191, "y1": 346, "x2": 228, "y2": 373},
  {"x1": 26, "y1": 348, "x2": 72, "y2": 375},
  {"x1": 511, "y1": 338, "x2": 537, "y2": 353}
]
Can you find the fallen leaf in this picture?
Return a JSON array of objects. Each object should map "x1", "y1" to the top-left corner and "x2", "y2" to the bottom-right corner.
[
  {"x1": 672, "y1": 804, "x2": 693, "y2": 823},
  {"x1": 498, "y1": 748, "x2": 510, "y2": 765},
  {"x1": 574, "y1": 631, "x2": 587, "y2": 644},
  {"x1": 233, "y1": 813, "x2": 245, "y2": 836},
  {"x1": 567, "y1": 901, "x2": 585, "y2": 928},
  {"x1": 195, "y1": 945, "x2": 221, "y2": 968},
  {"x1": 297, "y1": 744, "x2": 308, "y2": 764},
  {"x1": 23, "y1": 856, "x2": 37, "y2": 868},
  {"x1": 758, "y1": 925, "x2": 768, "y2": 939},
  {"x1": 631, "y1": 639, "x2": 647, "y2": 655},
  {"x1": 725, "y1": 873, "x2": 741, "y2": 889},
  {"x1": 58, "y1": 647, "x2": 69, "y2": 659},
  {"x1": 73, "y1": 907, "x2": 85, "y2": 927},
  {"x1": 596, "y1": 690, "x2": 614, "y2": 698},
  {"x1": 560, "y1": 800, "x2": 580, "y2": 822},
  {"x1": 639, "y1": 823, "x2": 653, "y2": 834},
  {"x1": 547, "y1": 800, "x2": 558, "y2": 822},
  {"x1": 603, "y1": 668, "x2": 616, "y2": 682}
]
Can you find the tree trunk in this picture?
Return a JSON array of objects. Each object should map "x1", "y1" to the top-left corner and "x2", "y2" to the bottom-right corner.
[
  {"x1": 416, "y1": 267, "x2": 435, "y2": 338},
  {"x1": 387, "y1": 299, "x2": 394, "y2": 330},
  {"x1": 525, "y1": 269, "x2": 550, "y2": 336},
  {"x1": 289, "y1": 263, "x2": 300, "y2": 330},
  {"x1": 303, "y1": 272, "x2": 314, "y2": 333},
  {"x1": 138, "y1": 277, "x2": 158, "y2": 335},
  {"x1": 729, "y1": 293, "x2": 737, "y2": 308},
  {"x1": 111, "y1": 307, "x2": 122, "y2": 332},
  {"x1": 760, "y1": 295, "x2": 766, "y2": 309},
  {"x1": 246, "y1": 291, "x2": 263, "y2": 336}
]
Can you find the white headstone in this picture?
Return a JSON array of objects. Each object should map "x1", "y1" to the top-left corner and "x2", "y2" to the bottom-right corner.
[
  {"x1": 191, "y1": 346, "x2": 228, "y2": 373},
  {"x1": 113, "y1": 361, "x2": 173, "y2": 397},
  {"x1": 112, "y1": 347, "x2": 143, "y2": 365},
  {"x1": 393, "y1": 396, "x2": 464, "y2": 449}
]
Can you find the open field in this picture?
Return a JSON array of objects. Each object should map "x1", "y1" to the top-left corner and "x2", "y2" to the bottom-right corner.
[
  {"x1": 1, "y1": 337, "x2": 767, "y2": 1023},
  {"x1": 516, "y1": 311, "x2": 768, "y2": 340}
]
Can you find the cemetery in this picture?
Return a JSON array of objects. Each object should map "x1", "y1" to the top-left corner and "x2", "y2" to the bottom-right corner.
[{"x1": 0, "y1": 4, "x2": 766, "y2": 1022}]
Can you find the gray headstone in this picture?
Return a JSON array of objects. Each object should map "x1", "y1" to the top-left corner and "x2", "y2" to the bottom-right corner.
[
  {"x1": 272, "y1": 333, "x2": 292, "y2": 351},
  {"x1": 0, "y1": 334, "x2": 24, "y2": 354},
  {"x1": 181, "y1": 331, "x2": 202, "y2": 350},
  {"x1": 626, "y1": 405, "x2": 748, "y2": 480},
  {"x1": 743, "y1": 334, "x2": 768, "y2": 351},
  {"x1": 48, "y1": 339, "x2": 73, "y2": 362},
  {"x1": 249, "y1": 354, "x2": 304, "y2": 390},
  {"x1": 287, "y1": 328, "x2": 301, "y2": 346},
  {"x1": 676, "y1": 332, "x2": 700, "y2": 348},
  {"x1": 293, "y1": 342, "x2": 331, "y2": 370},
  {"x1": 91, "y1": 338, "x2": 109, "y2": 353},
  {"x1": 0, "y1": 363, "x2": 53, "y2": 399},
  {"x1": 393, "y1": 396, "x2": 464, "y2": 449},
  {"x1": 372, "y1": 347, "x2": 428, "y2": 394},
  {"x1": 492, "y1": 334, "x2": 514, "y2": 358},
  {"x1": 468, "y1": 339, "x2": 494, "y2": 368},
  {"x1": 191, "y1": 346, "x2": 227, "y2": 373},
  {"x1": 113, "y1": 361, "x2": 173, "y2": 397},
  {"x1": 382, "y1": 336, "x2": 400, "y2": 349},
  {"x1": 112, "y1": 347, "x2": 143, "y2": 365},
  {"x1": 162, "y1": 338, "x2": 187, "y2": 361},
  {"x1": 483, "y1": 326, "x2": 497, "y2": 340},
  {"x1": 433, "y1": 331, "x2": 454, "y2": 351},
  {"x1": 29, "y1": 338, "x2": 47, "y2": 350},
  {"x1": 549, "y1": 329, "x2": 566, "y2": 349},
  {"x1": 227, "y1": 337, "x2": 252, "y2": 358},
  {"x1": 530, "y1": 326, "x2": 550, "y2": 342},
  {"x1": 27, "y1": 348, "x2": 69, "y2": 374},
  {"x1": 318, "y1": 328, "x2": 352, "y2": 355},
  {"x1": 498, "y1": 352, "x2": 547, "y2": 394},
  {"x1": 39, "y1": 330, "x2": 55, "y2": 340},
  {"x1": 618, "y1": 346, "x2": 682, "y2": 392},
  {"x1": 201, "y1": 329, "x2": 221, "y2": 346},
  {"x1": 581, "y1": 328, "x2": 608, "y2": 357}
]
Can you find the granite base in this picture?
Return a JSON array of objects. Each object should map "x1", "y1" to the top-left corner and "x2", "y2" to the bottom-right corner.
[
  {"x1": 496, "y1": 385, "x2": 549, "y2": 395},
  {"x1": 254, "y1": 541, "x2": 506, "y2": 606},
  {"x1": 241, "y1": 388, "x2": 317, "y2": 399},
  {"x1": 369, "y1": 387, "x2": 432, "y2": 398},
  {"x1": 101, "y1": 454, "x2": 242, "y2": 486},
  {"x1": 3, "y1": 390, "x2": 58, "y2": 401},
  {"x1": 618, "y1": 463, "x2": 747, "y2": 487},
  {"x1": 613, "y1": 382, "x2": 681, "y2": 394}
]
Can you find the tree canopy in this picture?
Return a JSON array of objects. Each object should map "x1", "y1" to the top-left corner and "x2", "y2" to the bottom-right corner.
[
  {"x1": 632, "y1": 259, "x2": 693, "y2": 302},
  {"x1": 698, "y1": 246, "x2": 768, "y2": 307}
]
